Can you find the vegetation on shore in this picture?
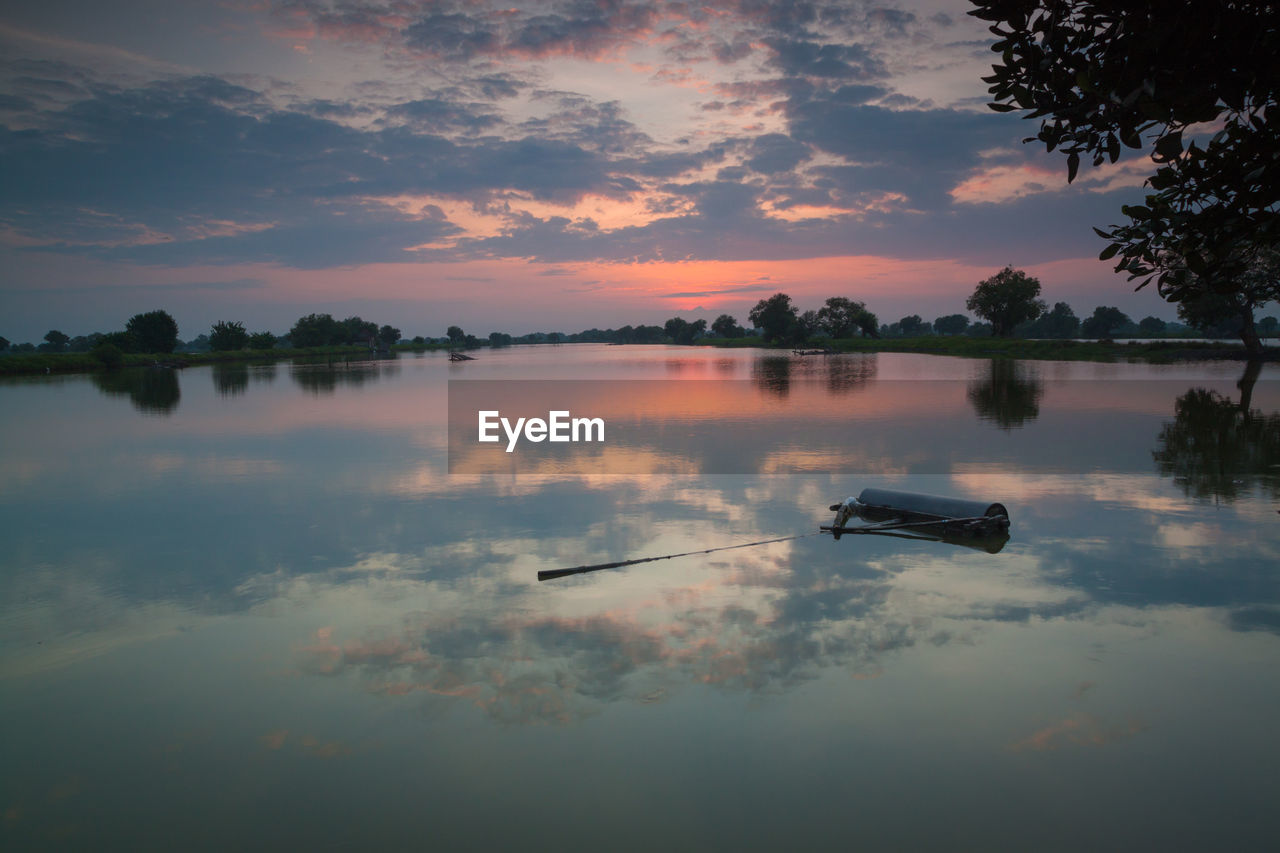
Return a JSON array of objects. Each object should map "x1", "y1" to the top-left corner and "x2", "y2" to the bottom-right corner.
[{"x1": 704, "y1": 334, "x2": 1276, "y2": 363}]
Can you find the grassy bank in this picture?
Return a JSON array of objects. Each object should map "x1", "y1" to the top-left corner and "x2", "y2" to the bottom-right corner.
[
  {"x1": 0, "y1": 343, "x2": 455, "y2": 376},
  {"x1": 705, "y1": 335, "x2": 1277, "y2": 362}
]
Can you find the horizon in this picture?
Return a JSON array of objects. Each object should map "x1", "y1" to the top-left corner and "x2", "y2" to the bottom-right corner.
[{"x1": 1, "y1": 0, "x2": 1179, "y2": 342}]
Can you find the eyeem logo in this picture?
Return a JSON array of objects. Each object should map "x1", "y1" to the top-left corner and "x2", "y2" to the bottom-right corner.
[{"x1": 478, "y1": 410, "x2": 605, "y2": 452}]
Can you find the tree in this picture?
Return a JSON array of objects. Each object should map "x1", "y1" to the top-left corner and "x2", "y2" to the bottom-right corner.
[
  {"x1": 488, "y1": 332, "x2": 513, "y2": 347},
  {"x1": 933, "y1": 314, "x2": 970, "y2": 336},
  {"x1": 818, "y1": 297, "x2": 878, "y2": 338},
  {"x1": 249, "y1": 332, "x2": 276, "y2": 349},
  {"x1": 711, "y1": 314, "x2": 745, "y2": 338},
  {"x1": 664, "y1": 317, "x2": 706, "y2": 344},
  {"x1": 1173, "y1": 247, "x2": 1279, "y2": 355},
  {"x1": 965, "y1": 267, "x2": 1046, "y2": 336},
  {"x1": 897, "y1": 315, "x2": 928, "y2": 336},
  {"x1": 447, "y1": 325, "x2": 465, "y2": 347},
  {"x1": 791, "y1": 310, "x2": 820, "y2": 344},
  {"x1": 290, "y1": 313, "x2": 343, "y2": 347},
  {"x1": 748, "y1": 293, "x2": 799, "y2": 343},
  {"x1": 1021, "y1": 301, "x2": 1080, "y2": 338},
  {"x1": 1138, "y1": 316, "x2": 1167, "y2": 336},
  {"x1": 1259, "y1": 316, "x2": 1278, "y2": 338},
  {"x1": 126, "y1": 310, "x2": 179, "y2": 354},
  {"x1": 0, "y1": 335, "x2": 8, "y2": 351},
  {"x1": 341, "y1": 316, "x2": 377, "y2": 345},
  {"x1": 209, "y1": 320, "x2": 250, "y2": 351},
  {"x1": 971, "y1": 0, "x2": 1280, "y2": 303},
  {"x1": 1081, "y1": 306, "x2": 1132, "y2": 339},
  {"x1": 378, "y1": 325, "x2": 401, "y2": 348},
  {"x1": 40, "y1": 330, "x2": 70, "y2": 352}
]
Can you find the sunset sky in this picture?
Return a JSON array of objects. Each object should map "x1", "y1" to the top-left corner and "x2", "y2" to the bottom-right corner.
[{"x1": 0, "y1": 0, "x2": 1169, "y2": 342}]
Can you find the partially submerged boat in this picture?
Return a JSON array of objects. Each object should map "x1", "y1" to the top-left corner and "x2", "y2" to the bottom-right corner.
[{"x1": 824, "y1": 488, "x2": 1010, "y2": 552}]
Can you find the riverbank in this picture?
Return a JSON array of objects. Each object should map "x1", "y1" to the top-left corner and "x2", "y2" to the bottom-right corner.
[
  {"x1": 2, "y1": 335, "x2": 1274, "y2": 376},
  {"x1": 0, "y1": 343, "x2": 452, "y2": 376},
  {"x1": 705, "y1": 335, "x2": 1278, "y2": 362}
]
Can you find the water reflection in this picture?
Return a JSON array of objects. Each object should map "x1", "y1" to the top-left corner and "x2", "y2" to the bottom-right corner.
[
  {"x1": 1153, "y1": 361, "x2": 1280, "y2": 501},
  {"x1": 5, "y1": 348, "x2": 1280, "y2": 850},
  {"x1": 967, "y1": 359, "x2": 1043, "y2": 430},
  {"x1": 290, "y1": 361, "x2": 396, "y2": 394},
  {"x1": 212, "y1": 362, "x2": 250, "y2": 397},
  {"x1": 752, "y1": 356, "x2": 791, "y2": 396},
  {"x1": 90, "y1": 367, "x2": 181, "y2": 414}
]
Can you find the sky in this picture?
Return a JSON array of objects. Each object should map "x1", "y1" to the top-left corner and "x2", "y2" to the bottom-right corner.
[{"x1": 0, "y1": 0, "x2": 1172, "y2": 342}]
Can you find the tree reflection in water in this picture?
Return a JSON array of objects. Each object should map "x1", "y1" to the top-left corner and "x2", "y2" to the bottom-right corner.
[
  {"x1": 91, "y1": 367, "x2": 181, "y2": 415},
  {"x1": 1153, "y1": 361, "x2": 1280, "y2": 501},
  {"x1": 212, "y1": 362, "x2": 250, "y2": 397},
  {"x1": 752, "y1": 356, "x2": 791, "y2": 397},
  {"x1": 967, "y1": 359, "x2": 1043, "y2": 430}
]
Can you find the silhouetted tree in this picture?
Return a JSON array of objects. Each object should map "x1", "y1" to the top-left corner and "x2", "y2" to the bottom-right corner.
[
  {"x1": 290, "y1": 313, "x2": 343, "y2": 347},
  {"x1": 749, "y1": 293, "x2": 799, "y2": 343},
  {"x1": 1020, "y1": 302, "x2": 1080, "y2": 338},
  {"x1": 126, "y1": 310, "x2": 179, "y2": 354},
  {"x1": 972, "y1": 0, "x2": 1279, "y2": 302},
  {"x1": 209, "y1": 320, "x2": 250, "y2": 351},
  {"x1": 1081, "y1": 306, "x2": 1132, "y2": 339},
  {"x1": 377, "y1": 325, "x2": 401, "y2": 348},
  {"x1": 897, "y1": 315, "x2": 929, "y2": 335},
  {"x1": 933, "y1": 314, "x2": 970, "y2": 335},
  {"x1": 1138, "y1": 316, "x2": 1167, "y2": 336},
  {"x1": 1173, "y1": 247, "x2": 1279, "y2": 356},
  {"x1": 966, "y1": 267, "x2": 1046, "y2": 336},
  {"x1": 447, "y1": 325, "x2": 465, "y2": 347},
  {"x1": 665, "y1": 317, "x2": 707, "y2": 344},
  {"x1": 0, "y1": 336, "x2": 8, "y2": 351},
  {"x1": 248, "y1": 332, "x2": 276, "y2": 349},
  {"x1": 817, "y1": 297, "x2": 878, "y2": 338},
  {"x1": 40, "y1": 330, "x2": 70, "y2": 352},
  {"x1": 488, "y1": 332, "x2": 513, "y2": 347},
  {"x1": 711, "y1": 314, "x2": 745, "y2": 338}
]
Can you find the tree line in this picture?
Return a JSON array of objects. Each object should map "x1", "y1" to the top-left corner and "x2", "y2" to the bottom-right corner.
[{"x1": 5, "y1": 268, "x2": 1276, "y2": 362}]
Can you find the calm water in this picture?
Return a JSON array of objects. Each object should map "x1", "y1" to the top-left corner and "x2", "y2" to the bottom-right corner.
[{"x1": 2, "y1": 345, "x2": 1278, "y2": 851}]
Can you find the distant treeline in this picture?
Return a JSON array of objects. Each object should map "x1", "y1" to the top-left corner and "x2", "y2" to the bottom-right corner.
[{"x1": 4, "y1": 270, "x2": 1276, "y2": 362}]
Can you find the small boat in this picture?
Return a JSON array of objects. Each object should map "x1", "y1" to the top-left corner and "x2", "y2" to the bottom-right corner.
[
  {"x1": 449, "y1": 351, "x2": 475, "y2": 361},
  {"x1": 824, "y1": 488, "x2": 1010, "y2": 552}
]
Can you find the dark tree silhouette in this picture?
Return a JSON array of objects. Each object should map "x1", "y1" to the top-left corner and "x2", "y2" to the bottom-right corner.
[
  {"x1": 126, "y1": 310, "x2": 179, "y2": 354},
  {"x1": 933, "y1": 314, "x2": 970, "y2": 336},
  {"x1": 748, "y1": 293, "x2": 799, "y2": 343},
  {"x1": 966, "y1": 267, "x2": 1046, "y2": 336},
  {"x1": 1081, "y1": 306, "x2": 1132, "y2": 339},
  {"x1": 209, "y1": 320, "x2": 249, "y2": 351},
  {"x1": 972, "y1": 0, "x2": 1279, "y2": 304},
  {"x1": 711, "y1": 314, "x2": 745, "y2": 338},
  {"x1": 817, "y1": 297, "x2": 878, "y2": 338}
]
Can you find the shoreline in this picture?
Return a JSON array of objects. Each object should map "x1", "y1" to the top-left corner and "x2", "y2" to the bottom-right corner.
[{"x1": 1, "y1": 336, "x2": 1276, "y2": 377}]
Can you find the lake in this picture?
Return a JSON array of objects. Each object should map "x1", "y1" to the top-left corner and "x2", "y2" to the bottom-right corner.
[{"x1": 2, "y1": 345, "x2": 1278, "y2": 851}]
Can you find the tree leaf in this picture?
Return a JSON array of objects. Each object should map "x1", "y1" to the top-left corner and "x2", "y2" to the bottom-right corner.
[{"x1": 1067, "y1": 150, "x2": 1080, "y2": 183}]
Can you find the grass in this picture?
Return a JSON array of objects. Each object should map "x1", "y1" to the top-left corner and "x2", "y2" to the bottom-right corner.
[{"x1": 0, "y1": 343, "x2": 454, "y2": 376}]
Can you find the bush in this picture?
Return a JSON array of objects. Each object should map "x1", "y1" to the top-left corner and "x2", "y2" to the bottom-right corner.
[{"x1": 92, "y1": 342, "x2": 124, "y2": 369}]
